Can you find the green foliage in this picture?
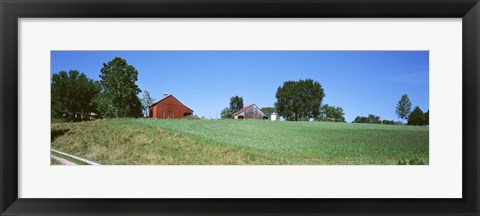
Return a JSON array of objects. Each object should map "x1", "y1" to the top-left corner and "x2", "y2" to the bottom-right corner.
[
  {"x1": 353, "y1": 114, "x2": 381, "y2": 124},
  {"x1": 98, "y1": 57, "x2": 143, "y2": 118},
  {"x1": 260, "y1": 107, "x2": 275, "y2": 116},
  {"x1": 353, "y1": 116, "x2": 368, "y2": 123},
  {"x1": 381, "y1": 120, "x2": 396, "y2": 125},
  {"x1": 397, "y1": 158, "x2": 408, "y2": 165},
  {"x1": 220, "y1": 96, "x2": 243, "y2": 119},
  {"x1": 220, "y1": 107, "x2": 233, "y2": 119},
  {"x1": 141, "y1": 91, "x2": 155, "y2": 117},
  {"x1": 409, "y1": 158, "x2": 426, "y2": 165},
  {"x1": 424, "y1": 110, "x2": 429, "y2": 125},
  {"x1": 408, "y1": 106, "x2": 426, "y2": 126},
  {"x1": 92, "y1": 93, "x2": 115, "y2": 118},
  {"x1": 319, "y1": 104, "x2": 346, "y2": 122},
  {"x1": 229, "y1": 96, "x2": 244, "y2": 113},
  {"x1": 51, "y1": 99, "x2": 64, "y2": 119},
  {"x1": 396, "y1": 94, "x2": 412, "y2": 121},
  {"x1": 51, "y1": 70, "x2": 100, "y2": 120},
  {"x1": 368, "y1": 114, "x2": 381, "y2": 124},
  {"x1": 275, "y1": 79, "x2": 325, "y2": 121},
  {"x1": 50, "y1": 157, "x2": 63, "y2": 165},
  {"x1": 397, "y1": 157, "x2": 426, "y2": 165}
]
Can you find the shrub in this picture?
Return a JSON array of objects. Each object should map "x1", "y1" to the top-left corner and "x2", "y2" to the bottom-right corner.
[
  {"x1": 397, "y1": 157, "x2": 426, "y2": 165},
  {"x1": 353, "y1": 114, "x2": 381, "y2": 124},
  {"x1": 408, "y1": 158, "x2": 426, "y2": 165},
  {"x1": 382, "y1": 120, "x2": 396, "y2": 125}
]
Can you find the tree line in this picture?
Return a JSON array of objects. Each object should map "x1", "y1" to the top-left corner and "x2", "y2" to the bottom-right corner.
[
  {"x1": 220, "y1": 79, "x2": 428, "y2": 126},
  {"x1": 352, "y1": 94, "x2": 429, "y2": 126},
  {"x1": 51, "y1": 57, "x2": 154, "y2": 121},
  {"x1": 220, "y1": 79, "x2": 345, "y2": 122},
  {"x1": 395, "y1": 94, "x2": 429, "y2": 126}
]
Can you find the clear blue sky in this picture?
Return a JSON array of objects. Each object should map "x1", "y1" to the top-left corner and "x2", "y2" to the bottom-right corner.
[{"x1": 51, "y1": 51, "x2": 429, "y2": 122}]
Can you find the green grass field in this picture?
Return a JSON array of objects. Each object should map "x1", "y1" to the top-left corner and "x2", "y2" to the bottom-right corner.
[
  {"x1": 51, "y1": 119, "x2": 429, "y2": 165},
  {"x1": 50, "y1": 157, "x2": 62, "y2": 165}
]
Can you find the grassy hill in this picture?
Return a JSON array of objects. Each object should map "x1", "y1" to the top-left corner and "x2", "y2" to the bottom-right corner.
[{"x1": 51, "y1": 119, "x2": 428, "y2": 165}]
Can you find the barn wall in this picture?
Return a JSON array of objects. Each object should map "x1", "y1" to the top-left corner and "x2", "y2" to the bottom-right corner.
[
  {"x1": 149, "y1": 96, "x2": 193, "y2": 119},
  {"x1": 242, "y1": 106, "x2": 265, "y2": 119}
]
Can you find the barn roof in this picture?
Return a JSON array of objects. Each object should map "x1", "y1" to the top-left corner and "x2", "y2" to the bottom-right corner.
[
  {"x1": 149, "y1": 95, "x2": 194, "y2": 112},
  {"x1": 232, "y1": 104, "x2": 264, "y2": 117}
]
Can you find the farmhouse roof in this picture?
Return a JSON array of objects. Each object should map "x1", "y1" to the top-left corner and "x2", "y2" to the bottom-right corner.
[
  {"x1": 232, "y1": 104, "x2": 261, "y2": 116},
  {"x1": 149, "y1": 95, "x2": 194, "y2": 112}
]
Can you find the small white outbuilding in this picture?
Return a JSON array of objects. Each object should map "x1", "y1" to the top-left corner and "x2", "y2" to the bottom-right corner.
[{"x1": 270, "y1": 112, "x2": 277, "y2": 121}]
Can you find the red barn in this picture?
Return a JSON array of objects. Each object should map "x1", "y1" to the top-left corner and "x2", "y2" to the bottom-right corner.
[{"x1": 149, "y1": 94, "x2": 193, "y2": 119}]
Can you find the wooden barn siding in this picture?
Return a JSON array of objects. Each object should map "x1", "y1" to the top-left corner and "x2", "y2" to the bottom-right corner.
[
  {"x1": 242, "y1": 106, "x2": 265, "y2": 119},
  {"x1": 149, "y1": 96, "x2": 192, "y2": 119}
]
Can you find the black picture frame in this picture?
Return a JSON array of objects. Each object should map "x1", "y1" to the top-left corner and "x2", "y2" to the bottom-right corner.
[{"x1": 1, "y1": 0, "x2": 479, "y2": 215}]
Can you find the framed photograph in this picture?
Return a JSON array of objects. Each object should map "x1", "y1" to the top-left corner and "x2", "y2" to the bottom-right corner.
[{"x1": 1, "y1": 0, "x2": 479, "y2": 215}]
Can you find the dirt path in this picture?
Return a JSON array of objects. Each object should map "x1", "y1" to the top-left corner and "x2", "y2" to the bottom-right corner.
[
  {"x1": 51, "y1": 149, "x2": 101, "y2": 165},
  {"x1": 51, "y1": 155, "x2": 77, "y2": 165}
]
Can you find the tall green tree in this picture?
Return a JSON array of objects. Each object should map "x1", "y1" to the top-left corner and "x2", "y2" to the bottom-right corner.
[
  {"x1": 220, "y1": 107, "x2": 233, "y2": 119},
  {"x1": 229, "y1": 96, "x2": 244, "y2": 113},
  {"x1": 98, "y1": 57, "x2": 143, "y2": 118},
  {"x1": 51, "y1": 70, "x2": 99, "y2": 120},
  {"x1": 220, "y1": 96, "x2": 244, "y2": 119},
  {"x1": 274, "y1": 79, "x2": 325, "y2": 121},
  {"x1": 141, "y1": 91, "x2": 155, "y2": 117},
  {"x1": 396, "y1": 94, "x2": 412, "y2": 122},
  {"x1": 408, "y1": 106, "x2": 426, "y2": 126},
  {"x1": 319, "y1": 104, "x2": 346, "y2": 122}
]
